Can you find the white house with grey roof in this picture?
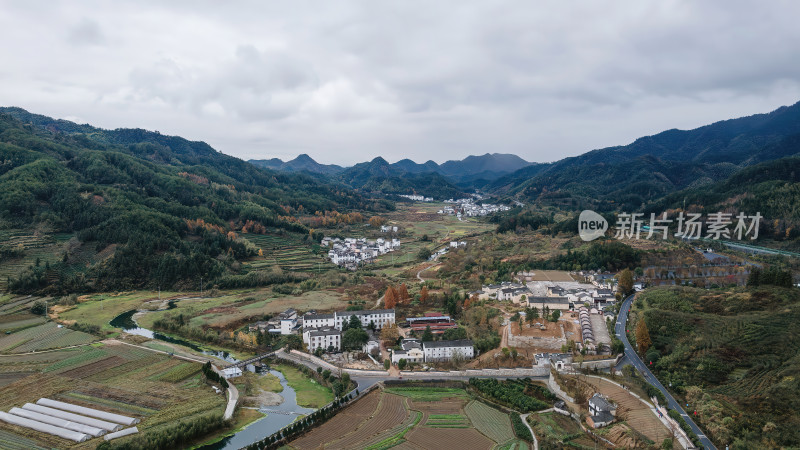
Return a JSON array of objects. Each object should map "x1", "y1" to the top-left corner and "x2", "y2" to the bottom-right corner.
[
  {"x1": 304, "y1": 327, "x2": 342, "y2": 352},
  {"x1": 421, "y1": 339, "x2": 474, "y2": 362},
  {"x1": 587, "y1": 393, "x2": 617, "y2": 428}
]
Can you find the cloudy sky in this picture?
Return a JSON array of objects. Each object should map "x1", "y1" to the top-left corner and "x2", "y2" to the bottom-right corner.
[{"x1": 2, "y1": 1, "x2": 800, "y2": 165}]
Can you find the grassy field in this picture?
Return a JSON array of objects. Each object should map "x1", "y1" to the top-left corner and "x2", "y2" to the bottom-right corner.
[
  {"x1": 136, "y1": 289, "x2": 346, "y2": 330},
  {"x1": 528, "y1": 411, "x2": 595, "y2": 449},
  {"x1": 0, "y1": 340, "x2": 225, "y2": 449},
  {"x1": 57, "y1": 291, "x2": 182, "y2": 332},
  {"x1": 273, "y1": 363, "x2": 332, "y2": 409}
]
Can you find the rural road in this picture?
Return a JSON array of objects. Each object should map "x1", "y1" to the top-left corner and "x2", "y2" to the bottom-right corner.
[{"x1": 616, "y1": 294, "x2": 716, "y2": 450}]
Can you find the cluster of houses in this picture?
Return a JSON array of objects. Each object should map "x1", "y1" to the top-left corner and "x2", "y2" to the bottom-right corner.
[
  {"x1": 398, "y1": 194, "x2": 433, "y2": 202},
  {"x1": 379, "y1": 225, "x2": 399, "y2": 233},
  {"x1": 437, "y1": 198, "x2": 511, "y2": 219},
  {"x1": 248, "y1": 308, "x2": 301, "y2": 335},
  {"x1": 301, "y1": 309, "x2": 396, "y2": 352},
  {"x1": 472, "y1": 280, "x2": 617, "y2": 312},
  {"x1": 391, "y1": 338, "x2": 475, "y2": 364},
  {"x1": 322, "y1": 236, "x2": 401, "y2": 269}
]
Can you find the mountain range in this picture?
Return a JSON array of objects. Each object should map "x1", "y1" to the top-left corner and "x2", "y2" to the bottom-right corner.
[{"x1": 249, "y1": 152, "x2": 534, "y2": 196}]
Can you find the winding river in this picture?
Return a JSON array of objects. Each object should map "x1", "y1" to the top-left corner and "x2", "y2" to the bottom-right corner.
[{"x1": 110, "y1": 308, "x2": 316, "y2": 449}]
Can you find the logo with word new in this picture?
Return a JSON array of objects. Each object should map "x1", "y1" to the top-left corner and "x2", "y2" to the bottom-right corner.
[{"x1": 579, "y1": 210, "x2": 607, "y2": 241}]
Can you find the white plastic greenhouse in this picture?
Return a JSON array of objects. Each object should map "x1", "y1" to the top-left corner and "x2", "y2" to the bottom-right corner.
[
  {"x1": 0, "y1": 411, "x2": 90, "y2": 442},
  {"x1": 9, "y1": 407, "x2": 107, "y2": 437},
  {"x1": 104, "y1": 426, "x2": 140, "y2": 441},
  {"x1": 21, "y1": 403, "x2": 123, "y2": 432},
  {"x1": 37, "y1": 398, "x2": 139, "y2": 426}
]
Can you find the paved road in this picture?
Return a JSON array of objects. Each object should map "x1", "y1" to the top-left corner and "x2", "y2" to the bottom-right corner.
[{"x1": 616, "y1": 294, "x2": 716, "y2": 450}]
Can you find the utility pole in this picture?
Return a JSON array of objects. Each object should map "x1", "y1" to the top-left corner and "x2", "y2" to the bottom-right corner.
[{"x1": 200, "y1": 276, "x2": 203, "y2": 297}]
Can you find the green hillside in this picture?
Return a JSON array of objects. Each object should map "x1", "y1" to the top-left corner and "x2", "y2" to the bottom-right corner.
[
  {"x1": 633, "y1": 286, "x2": 800, "y2": 448},
  {"x1": 0, "y1": 108, "x2": 386, "y2": 294}
]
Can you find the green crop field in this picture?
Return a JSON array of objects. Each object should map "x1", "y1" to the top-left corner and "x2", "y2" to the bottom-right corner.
[
  {"x1": 465, "y1": 400, "x2": 516, "y2": 444},
  {"x1": 384, "y1": 386, "x2": 469, "y2": 401},
  {"x1": 0, "y1": 322, "x2": 96, "y2": 353}
]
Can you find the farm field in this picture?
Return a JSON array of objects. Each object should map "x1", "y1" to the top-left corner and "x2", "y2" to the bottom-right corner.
[
  {"x1": 0, "y1": 230, "x2": 73, "y2": 291},
  {"x1": 580, "y1": 376, "x2": 672, "y2": 446},
  {"x1": 528, "y1": 411, "x2": 597, "y2": 449},
  {"x1": 242, "y1": 233, "x2": 334, "y2": 273},
  {"x1": 136, "y1": 289, "x2": 347, "y2": 330},
  {"x1": 289, "y1": 386, "x2": 529, "y2": 449},
  {"x1": 0, "y1": 322, "x2": 97, "y2": 354},
  {"x1": 0, "y1": 340, "x2": 225, "y2": 449}
]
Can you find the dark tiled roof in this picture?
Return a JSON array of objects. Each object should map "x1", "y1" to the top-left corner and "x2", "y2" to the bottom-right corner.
[{"x1": 423, "y1": 339, "x2": 473, "y2": 349}]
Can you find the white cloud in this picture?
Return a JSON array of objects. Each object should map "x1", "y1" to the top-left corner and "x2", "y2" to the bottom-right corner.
[{"x1": 1, "y1": 1, "x2": 799, "y2": 165}]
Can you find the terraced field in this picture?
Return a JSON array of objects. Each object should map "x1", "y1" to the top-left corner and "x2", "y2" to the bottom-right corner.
[
  {"x1": 581, "y1": 377, "x2": 671, "y2": 445},
  {"x1": 0, "y1": 231, "x2": 73, "y2": 291},
  {"x1": 243, "y1": 233, "x2": 333, "y2": 273}
]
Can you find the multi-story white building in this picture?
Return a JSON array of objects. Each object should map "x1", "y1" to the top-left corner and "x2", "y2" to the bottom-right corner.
[
  {"x1": 421, "y1": 339, "x2": 474, "y2": 362},
  {"x1": 302, "y1": 309, "x2": 395, "y2": 351},
  {"x1": 335, "y1": 309, "x2": 395, "y2": 330},
  {"x1": 305, "y1": 327, "x2": 342, "y2": 352}
]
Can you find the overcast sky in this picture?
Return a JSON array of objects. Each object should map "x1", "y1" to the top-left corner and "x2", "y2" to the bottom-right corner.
[{"x1": 2, "y1": 1, "x2": 800, "y2": 165}]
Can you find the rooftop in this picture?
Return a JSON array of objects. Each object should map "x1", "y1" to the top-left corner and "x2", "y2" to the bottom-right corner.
[{"x1": 423, "y1": 339, "x2": 473, "y2": 349}]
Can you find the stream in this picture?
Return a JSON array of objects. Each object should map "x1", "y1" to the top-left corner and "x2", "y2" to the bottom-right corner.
[{"x1": 110, "y1": 308, "x2": 316, "y2": 449}]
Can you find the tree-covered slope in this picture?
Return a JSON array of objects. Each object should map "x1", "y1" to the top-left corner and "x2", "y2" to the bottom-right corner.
[
  {"x1": 0, "y1": 108, "x2": 387, "y2": 293},
  {"x1": 491, "y1": 101, "x2": 800, "y2": 209}
]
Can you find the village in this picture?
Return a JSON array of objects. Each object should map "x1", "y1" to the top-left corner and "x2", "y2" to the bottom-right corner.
[
  {"x1": 438, "y1": 197, "x2": 512, "y2": 218},
  {"x1": 322, "y1": 235, "x2": 401, "y2": 269}
]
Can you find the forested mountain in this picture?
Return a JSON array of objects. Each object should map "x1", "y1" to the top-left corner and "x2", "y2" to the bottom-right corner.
[
  {"x1": 491, "y1": 101, "x2": 800, "y2": 210},
  {"x1": 249, "y1": 153, "x2": 344, "y2": 175},
  {"x1": 248, "y1": 152, "x2": 532, "y2": 194},
  {"x1": 0, "y1": 107, "x2": 388, "y2": 293},
  {"x1": 644, "y1": 156, "x2": 800, "y2": 245},
  {"x1": 336, "y1": 157, "x2": 467, "y2": 199}
]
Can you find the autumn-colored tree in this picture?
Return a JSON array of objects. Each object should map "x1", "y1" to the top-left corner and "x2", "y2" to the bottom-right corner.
[
  {"x1": 617, "y1": 268, "x2": 634, "y2": 296},
  {"x1": 420, "y1": 286, "x2": 429, "y2": 304},
  {"x1": 380, "y1": 323, "x2": 399, "y2": 344},
  {"x1": 258, "y1": 248, "x2": 264, "y2": 257},
  {"x1": 398, "y1": 284, "x2": 410, "y2": 304},
  {"x1": 384, "y1": 286, "x2": 398, "y2": 309},
  {"x1": 369, "y1": 216, "x2": 387, "y2": 227},
  {"x1": 635, "y1": 317, "x2": 652, "y2": 354}
]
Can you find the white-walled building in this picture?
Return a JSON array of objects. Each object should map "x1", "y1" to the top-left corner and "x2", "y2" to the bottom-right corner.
[
  {"x1": 392, "y1": 339, "x2": 424, "y2": 364},
  {"x1": 305, "y1": 327, "x2": 342, "y2": 352},
  {"x1": 302, "y1": 309, "x2": 396, "y2": 351},
  {"x1": 222, "y1": 367, "x2": 242, "y2": 379},
  {"x1": 422, "y1": 339, "x2": 474, "y2": 362}
]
